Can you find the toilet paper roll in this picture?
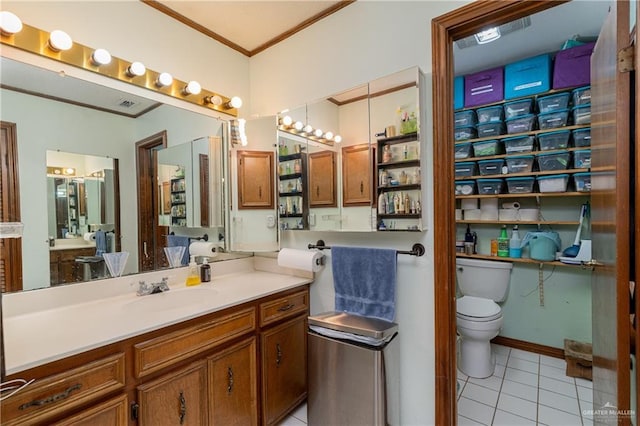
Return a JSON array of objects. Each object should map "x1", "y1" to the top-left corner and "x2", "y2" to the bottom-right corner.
[
  {"x1": 83, "y1": 232, "x2": 96, "y2": 242},
  {"x1": 455, "y1": 209, "x2": 462, "y2": 220},
  {"x1": 189, "y1": 241, "x2": 218, "y2": 257},
  {"x1": 502, "y1": 202, "x2": 521, "y2": 210},
  {"x1": 499, "y1": 209, "x2": 519, "y2": 221},
  {"x1": 480, "y1": 210, "x2": 499, "y2": 221},
  {"x1": 460, "y1": 198, "x2": 478, "y2": 210},
  {"x1": 480, "y1": 198, "x2": 499, "y2": 211},
  {"x1": 463, "y1": 209, "x2": 482, "y2": 220},
  {"x1": 277, "y1": 248, "x2": 325, "y2": 272}
]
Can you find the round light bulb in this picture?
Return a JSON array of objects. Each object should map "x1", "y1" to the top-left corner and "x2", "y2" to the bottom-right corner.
[
  {"x1": 205, "y1": 95, "x2": 223, "y2": 106},
  {"x1": 127, "y1": 61, "x2": 146, "y2": 77},
  {"x1": 184, "y1": 80, "x2": 201, "y2": 95},
  {"x1": 156, "y1": 72, "x2": 173, "y2": 87},
  {"x1": 303, "y1": 125, "x2": 313, "y2": 134},
  {"x1": 314, "y1": 129, "x2": 323, "y2": 138},
  {"x1": 0, "y1": 11, "x2": 23, "y2": 35},
  {"x1": 229, "y1": 96, "x2": 243, "y2": 109},
  {"x1": 48, "y1": 30, "x2": 73, "y2": 52},
  {"x1": 91, "y1": 48, "x2": 111, "y2": 66},
  {"x1": 64, "y1": 168, "x2": 74, "y2": 175},
  {"x1": 294, "y1": 121, "x2": 304, "y2": 131},
  {"x1": 324, "y1": 132, "x2": 334, "y2": 141},
  {"x1": 282, "y1": 116, "x2": 293, "y2": 126},
  {"x1": 334, "y1": 135, "x2": 342, "y2": 143}
]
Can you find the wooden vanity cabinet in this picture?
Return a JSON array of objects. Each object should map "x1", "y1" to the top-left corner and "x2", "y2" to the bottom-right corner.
[
  {"x1": 308, "y1": 151, "x2": 337, "y2": 207},
  {"x1": 49, "y1": 247, "x2": 96, "y2": 285},
  {"x1": 237, "y1": 150, "x2": 275, "y2": 210},
  {"x1": 53, "y1": 394, "x2": 129, "y2": 426},
  {"x1": 342, "y1": 144, "x2": 372, "y2": 206}
]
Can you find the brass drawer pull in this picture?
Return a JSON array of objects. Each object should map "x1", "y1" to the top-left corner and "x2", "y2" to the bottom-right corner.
[
  {"x1": 277, "y1": 303, "x2": 294, "y2": 312},
  {"x1": 227, "y1": 367, "x2": 234, "y2": 394},
  {"x1": 19, "y1": 384, "x2": 82, "y2": 410},
  {"x1": 179, "y1": 391, "x2": 186, "y2": 424},
  {"x1": 276, "y1": 343, "x2": 282, "y2": 367}
]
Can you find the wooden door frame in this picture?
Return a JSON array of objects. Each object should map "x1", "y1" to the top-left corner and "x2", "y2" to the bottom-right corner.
[
  {"x1": 135, "y1": 131, "x2": 167, "y2": 271},
  {"x1": 0, "y1": 121, "x2": 22, "y2": 292},
  {"x1": 431, "y1": 2, "x2": 568, "y2": 424}
]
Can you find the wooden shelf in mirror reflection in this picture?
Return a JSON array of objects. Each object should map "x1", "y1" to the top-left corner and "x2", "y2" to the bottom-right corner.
[
  {"x1": 278, "y1": 173, "x2": 303, "y2": 181},
  {"x1": 378, "y1": 183, "x2": 421, "y2": 193},
  {"x1": 456, "y1": 253, "x2": 585, "y2": 268},
  {"x1": 378, "y1": 213, "x2": 421, "y2": 219},
  {"x1": 376, "y1": 132, "x2": 419, "y2": 145},
  {"x1": 279, "y1": 213, "x2": 303, "y2": 218},
  {"x1": 377, "y1": 159, "x2": 420, "y2": 170},
  {"x1": 278, "y1": 153, "x2": 303, "y2": 162},
  {"x1": 279, "y1": 192, "x2": 303, "y2": 197}
]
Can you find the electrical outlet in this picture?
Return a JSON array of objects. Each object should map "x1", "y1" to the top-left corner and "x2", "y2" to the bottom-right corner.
[{"x1": 266, "y1": 215, "x2": 275, "y2": 228}]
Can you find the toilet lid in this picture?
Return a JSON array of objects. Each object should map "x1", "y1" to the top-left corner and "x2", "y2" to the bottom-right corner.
[{"x1": 457, "y1": 296, "x2": 501, "y2": 319}]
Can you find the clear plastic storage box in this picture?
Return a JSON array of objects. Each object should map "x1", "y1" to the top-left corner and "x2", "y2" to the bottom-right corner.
[
  {"x1": 477, "y1": 178, "x2": 505, "y2": 195},
  {"x1": 472, "y1": 140, "x2": 501, "y2": 157},
  {"x1": 537, "y1": 152, "x2": 571, "y2": 171},
  {"x1": 537, "y1": 130, "x2": 570, "y2": 151},
  {"x1": 573, "y1": 172, "x2": 591, "y2": 192},
  {"x1": 476, "y1": 105, "x2": 504, "y2": 123},
  {"x1": 572, "y1": 86, "x2": 591, "y2": 106},
  {"x1": 537, "y1": 174, "x2": 569, "y2": 193},
  {"x1": 572, "y1": 128, "x2": 591, "y2": 147},
  {"x1": 506, "y1": 114, "x2": 536, "y2": 134},
  {"x1": 506, "y1": 177, "x2": 535, "y2": 193},
  {"x1": 537, "y1": 92, "x2": 570, "y2": 114},
  {"x1": 478, "y1": 159, "x2": 505, "y2": 176},
  {"x1": 455, "y1": 180, "x2": 476, "y2": 196},
  {"x1": 572, "y1": 105, "x2": 591, "y2": 125},
  {"x1": 455, "y1": 161, "x2": 477, "y2": 178},
  {"x1": 455, "y1": 110, "x2": 477, "y2": 127},
  {"x1": 504, "y1": 98, "x2": 534, "y2": 119},
  {"x1": 455, "y1": 126, "x2": 477, "y2": 141},
  {"x1": 455, "y1": 143, "x2": 473, "y2": 160},
  {"x1": 504, "y1": 135, "x2": 535, "y2": 153},
  {"x1": 505, "y1": 155, "x2": 535, "y2": 174},
  {"x1": 476, "y1": 122, "x2": 505, "y2": 138},
  {"x1": 538, "y1": 109, "x2": 569, "y2": 129},
  {"x1": 574, "y1": 149, "x2": 591, "y2": 169}
]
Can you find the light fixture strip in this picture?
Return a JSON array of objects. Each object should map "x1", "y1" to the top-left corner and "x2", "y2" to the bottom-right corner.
[{"x1": 0, "y1": 21, "x2": 238, "y2": 117}]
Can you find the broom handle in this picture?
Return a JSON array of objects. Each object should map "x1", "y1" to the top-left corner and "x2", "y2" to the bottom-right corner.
[{"x1": 573, "y1": 204, "x2": 586, "y2": 245}]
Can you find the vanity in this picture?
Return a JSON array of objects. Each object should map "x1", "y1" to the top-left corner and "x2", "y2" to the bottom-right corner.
[{"x1": 2, "y1": 256, "x2": 311, "y2": 425}]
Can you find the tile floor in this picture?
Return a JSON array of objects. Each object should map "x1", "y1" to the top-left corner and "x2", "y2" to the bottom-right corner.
[
  {"x1": 458, "y1": 344, "x2": 593, "y2": 425},
  {"x1": 280, "y1": 344, "x2": 593, "y2": 426}
]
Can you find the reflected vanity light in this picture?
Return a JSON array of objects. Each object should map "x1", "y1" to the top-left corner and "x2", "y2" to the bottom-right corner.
[
  {"x1": 183, "y1": 80, "x2": 201, "y2": 96},
  {"x1": 90, "y1": 48, "x2": 112, "y2": 66},
  {"x1": 334, "y1": 135, "x2": 342, "y2": 143},
  {"x1": 294, "y1": 121, "x2": 304, "y2": 131},
  {"x1": 303, "y1": 124, "x2": 313, "y2": 134},
  {"x1": 226, "y1": 96, "x2": 243, "y2": 109},
  {"x1": 314, "y1": 129, "x2": 323, "y2": 138},
  {"x1": 156, "y1": 72, "x2": 173, "y2": 88},
  {"x1": 125, "y1": 61, "x2": 146, "y2": 77},
  {"x1": 204, "y1": 95, "x2": 223, "y2": 106},
  {"x1": 0, "y1": 11, "x2": 23, "y2": 35},
  {"x1": 281, "y1": 115, "x2": 293, "y2": 127},
  {"x1": 278, "y1": 117, "x2": 338, "y2": 146},
  {"x1": 324, "y1": 132, "x2": 334, "y2": 141},
  {"x1": 48, "y1": 30, "x2": 72, "y2": 52}
]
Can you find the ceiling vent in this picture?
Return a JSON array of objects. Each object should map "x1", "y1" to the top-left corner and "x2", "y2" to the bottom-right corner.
[
  {"x1": 455, "y1": 17, "x2": 531, "y2": 49},
  {"x1": 117, "y1": 99, "x2": 137, "y2": 108}
]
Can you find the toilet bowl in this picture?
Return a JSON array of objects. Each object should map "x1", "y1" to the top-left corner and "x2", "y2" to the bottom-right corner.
[{"x1": 456, "y1": 259, "x2": 512, "y2": 378}]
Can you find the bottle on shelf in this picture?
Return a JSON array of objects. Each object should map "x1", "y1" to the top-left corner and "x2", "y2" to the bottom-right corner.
[
  {"x1": 383, "y1": 145, "x2": 392, "y2": 163},
  {"x1": 404, "y1": 193, "x2": 411, "y2": 214},
  {"x1": 378, "y1": 193, "x2": 386, "y2": 215},
  {"x1": 464, "y1": 224, "x2": 474, "y2": 243},
  {"x1": 472, "y1": 232, "x2": 478, "y2": 254},
  {"x1": 509, "y1": 225, "x2": 522, "y2": 258},
  {"x1": 497, "y1": 225, "x2": 509, "y2": 257},
  {"x1": 200, "y1": 258, "x2": 211, "y2": 283}
]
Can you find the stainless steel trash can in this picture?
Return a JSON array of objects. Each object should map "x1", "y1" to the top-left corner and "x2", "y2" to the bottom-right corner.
[{"x1": 307, "y1": 311, "x2": 399, "y2": 426}]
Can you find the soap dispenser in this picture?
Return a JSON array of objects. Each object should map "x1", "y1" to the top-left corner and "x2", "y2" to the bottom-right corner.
[
  {"x1": 200, "y1": 258, "x2": 211, "y2": 283},
  {"x1": 186, "y1": 255, "x2": 201, "y2": 286}
]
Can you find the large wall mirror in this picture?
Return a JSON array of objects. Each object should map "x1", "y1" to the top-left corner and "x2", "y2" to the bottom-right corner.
[{"x1": 0, "y1": 55, "x2": 255, "y2": 293}]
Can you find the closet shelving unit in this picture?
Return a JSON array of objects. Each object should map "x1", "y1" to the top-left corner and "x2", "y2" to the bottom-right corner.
[
  {"x1": 170, "y1": 177, "x2": 187, "y2": 227},
  {"x1": 277, "y1": 149, "x2": 309, "y2": 229}
]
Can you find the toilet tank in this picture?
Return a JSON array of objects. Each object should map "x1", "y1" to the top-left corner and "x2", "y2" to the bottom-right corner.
[{"x1": 456, "y1": 258, "x2": 513, "y2": 302}]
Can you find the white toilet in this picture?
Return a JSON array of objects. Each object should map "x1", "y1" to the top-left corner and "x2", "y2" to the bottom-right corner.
[{"x1": 456, "y1": 258, "x2": 513, "y2": 378}]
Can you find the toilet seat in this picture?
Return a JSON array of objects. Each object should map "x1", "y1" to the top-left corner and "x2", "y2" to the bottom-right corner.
[{"x1": 456, "y1": 296, "x2": 501, "y2": 321}]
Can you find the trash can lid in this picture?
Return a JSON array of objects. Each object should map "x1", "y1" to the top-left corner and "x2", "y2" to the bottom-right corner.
[{"x1": 308, "y1": 311, "x2": 398, "y2": 339}]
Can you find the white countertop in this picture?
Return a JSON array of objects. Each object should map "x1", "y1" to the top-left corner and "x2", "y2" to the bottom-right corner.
[{"x1": 3, "y1": 256, "x2": 312, "y2": 375}]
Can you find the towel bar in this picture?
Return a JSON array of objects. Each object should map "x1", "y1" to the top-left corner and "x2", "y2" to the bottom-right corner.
[
  {"x1": 167, "y1": 232, "x2": 209, "y2": 242},
  {"x1": 307, "y1": 240, "x2": 425, "y2": 257}
]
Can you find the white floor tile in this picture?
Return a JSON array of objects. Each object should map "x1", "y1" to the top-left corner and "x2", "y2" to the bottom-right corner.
[
  {"x1": 575, "y1": 377, "x2": 593, "y2": 389},
  {"x1": 278, "y1": 415, "x2": 306, "y2": 426},
  {"x1": 509, "y1": 348, "x2": 540, "y2": 363},
  {"x1": 539, "y1": 364, "x2": 575, "y2": 383},
  {"x1": 504, "y1": 367, "x2": 539, "y2": 387},
  {"x1": 497, "y1": 393, "x2": 538, "y2": 421},
  {"x1": 468, "y1": 374, "x2": 503, "y2": 392},
  {"x1": 458, "y1": 396, "x2": 495, "y2": 426},
  {"x1": 507, "y1": 357, "x2": 539, "y2": 374},
  {"x1": 540, "y1": 354, "x2": 567, "y2": 369},
  {"x1": 537, "y1": 404, "x2": 582, "y2": 425},
  {"x1": 494, "y1": 364, "x2": 506, "y2": 378},
  {"x1": 457, "y1": 368, "x2": 469, "y2": 381},
  {"x1": 291, "y1": 403, "x2": 307, "y2": 423},
  {"x1": 492, "y1": 344, "x2": 511, "y2": 356},
  {"x1": 462, "y1": 382, "x2": 500, "y2": 407},
  {"x1": 579, "y1": 400, "x2": 593, "y2": 418},
  {"x1": 539, "y1": 376, "x2": 578, "y2": 398},
  {"x1": 538, "y1": 389, "x2": 580, "y2": 416},
  {"x1": 577, "y1": 384, "x2": 593, "y2": 403},
  {"x1": 582, "y1": 417, "x2": 594, "y2": 426},
  {"x1": 457, "y1": 380, "x2": 466, "y2": 400},
  {"x1": 500, "y1": 379, "x2": 538, "y2": 403},
  {"x1": 457, "y1": 414, "x2": 487, "y2": 426},
  {"x1": 492, "y1": 409, "x2": 536, "y2": 425},
  {"x1": 495, "y1": 353, "x2": 508, "y2": 366}
]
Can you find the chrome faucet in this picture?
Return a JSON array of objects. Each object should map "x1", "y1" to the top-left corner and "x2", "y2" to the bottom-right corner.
[{"x1": 137, "y1": 277, "x2": 170, "y2": 296}]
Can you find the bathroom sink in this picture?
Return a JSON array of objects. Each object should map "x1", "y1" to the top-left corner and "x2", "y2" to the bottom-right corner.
[{"x1": 121, "y1": 287, "x2": 216, "y2": 312}]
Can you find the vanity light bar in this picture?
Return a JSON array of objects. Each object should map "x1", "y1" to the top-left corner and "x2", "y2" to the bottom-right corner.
[
  {"x1": 0, "y1": 19, "x2": 240, "y2": 117},
  {"x1": 278, "y1": 116, "x2": 340, "y2": 146}
]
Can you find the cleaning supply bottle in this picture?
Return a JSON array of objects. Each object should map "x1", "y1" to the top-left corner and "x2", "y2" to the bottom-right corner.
[
  {"x1": 497, "y1": 225, "x2": 509, "y2": 257},
  {"x1": 200, "y1": 257, "x2": 211, "y2": 283},
  {"x1": 186, "y1": 255, "x2": 201, "y2": 286},
  {"x1": 464, "y1": 224, "x2": 474, "y2": 243},
  {"x1": 509, "y1": 225, "x2": 522, "y2": 258}
]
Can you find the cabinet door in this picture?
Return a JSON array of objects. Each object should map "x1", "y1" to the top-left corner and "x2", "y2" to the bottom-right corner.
[
  {"x1": 261, "y1": 316, "x2": 307, "y2": 426},
  {"x1": 137, "y1": 361, "x2": 208, "y2": 426},
  {"x1": 308, "y1": 151, "x2": 336, "y2": 207},
  {"x1": 237, "y1": 150, "x2": 274, "y2": 209},
  {"x1": 53, "y1": 394, "x2": 128, "y2": 426},
  {"x1": 342, "y1": 144, "x2": 372, "y2": 206},
  {"x1": 208, "y1": 337, "x2": 257, "y2": 425}
]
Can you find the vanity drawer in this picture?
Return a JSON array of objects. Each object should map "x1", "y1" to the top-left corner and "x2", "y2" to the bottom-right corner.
[
  {"x1": 53, "y1": 394, "x2": 128, "y2": 426},
  {"x1": 134, "y1": 307, "x2": 256, "y2": 378},
  {"x1": 260, "y1": 289, "x2": 309, "y2": 327},
  {"x1": 1, "y1": 353, "x2": 125, "y2": 426}
]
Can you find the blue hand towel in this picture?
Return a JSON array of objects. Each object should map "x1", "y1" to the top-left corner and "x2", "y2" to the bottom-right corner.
[
  {"x1": 331, "y1": 246, "x2": 397, "y2": 322},
  {"x1": 166, "y1": 235, "x2": 190, "y2": 266},
  {"x1": 95, "y1": 230, "x2": 107, "y2": 256}
]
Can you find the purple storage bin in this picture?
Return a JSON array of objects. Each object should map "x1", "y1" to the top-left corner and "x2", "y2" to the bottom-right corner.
[
  {"x1": 553, "y1": 42, "x2": 596, "y2": 89},
  {"x1": 464, "y1": 67, "x2": 504, "y2": 108}
]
